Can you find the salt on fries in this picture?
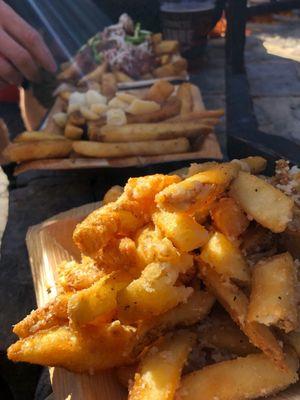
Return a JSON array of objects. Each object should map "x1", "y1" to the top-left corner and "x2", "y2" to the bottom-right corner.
[
  {"x1": 4, "y1": 80, "x2": 223, "y2": 163},
  {"x1": 8, "y1": 157, "x2": 300, "y2": 400}
]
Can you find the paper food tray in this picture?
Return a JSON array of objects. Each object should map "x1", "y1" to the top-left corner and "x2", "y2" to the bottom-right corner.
[
  {"x1": 14, "y1": 84, "x2": 222, "y2": 175},
  {"x1": 25, "y1": 201, "x2": 300, "y2": 399}
]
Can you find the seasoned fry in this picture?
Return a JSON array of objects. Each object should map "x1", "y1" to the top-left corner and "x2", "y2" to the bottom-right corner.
[
  {"x1": 129, "y1": 331, "x2": 195, "y2": 400},
  {"x1": 230, "y1": 171, "x2": 294, "y2": 233},
  {"x1": 8, "y1": 322, "x2": 136, "y2": 372},
  {"x1": 153, "y1": 211, "x2": 209, "y2": 252},
  {"x1": 200, "y1": 232, "x2": 250, "y2": 285},
  {"x1": 198, "y1": 262, "x2": 286, "y2": 370},
  {"x1": 3, "y1": 140, "x2": 73, "y2": 162},
  {"x1": 177, "y1": 83, "x2": 193, "y2": 116},
  {"x1": 177, "y1": 351, "x2": 299, "y2": 400},
  {"x1": 99, "y1": 121, "x2": 212, "y2": 143},
  {"x1": 14, "y1": 131, "x2": 65, "y2": 142},
  {"x1": 73, "y1": 138, "x2": 190, "y2": 158},
  {"x1": 145, "y1": 80, "x2": 175, "y2": 103},
  {"x1": 247, "y1": 253, "x2": 297, "y2": 333},
  {"x1": 154, "y1": 40, "x2": 179, "y2": 55},
  {"x1": 126, "y1": 96, "x2": 181, "y2": 123},
  {"x1": 156, "y1": 163, "x2": 240, "y2": 213}
]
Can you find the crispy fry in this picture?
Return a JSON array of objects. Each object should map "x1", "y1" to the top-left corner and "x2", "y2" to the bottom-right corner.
[
  {"x1": 129, "y1": 331, "x2": 195, "y2": 400},
  {"x1": 153, "y1": 59, "x2": 188, "y2": 78},
  {"x1": 101, "y1": 72, "x2": 117, "y2": 99},
  {"x1": 3, "y1": 140, "x2": 73, "y2": 162},
  {"x1": 14, "y1": 131, "x2": 65, "y2": 142},
  {"x1": 99, "y1": 121, "x2": 212, "y2": 143},
  {"x1": 177, "y1": 83, "x2": 193, "y2": 116},
  {"x1": 145, "y1": 80, "x2": 175, "y2": 104},
  {"x1": 230, "y1": 171, "x2": 294, "y2": 233},
  {"x1": 73, "y1": 138, "x2": 189, "y2": 158},
  {"x1": 177, "y1": 351, "x2": 299, "y2": 400},
  {"x1": 127, "y1": 99, "x2": 161, "y2": 115},
  {"x1": 247, "y1": 253, "x2": 297, "y2": 333}
]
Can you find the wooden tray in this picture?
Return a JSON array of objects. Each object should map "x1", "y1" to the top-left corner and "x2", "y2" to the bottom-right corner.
[
  {"x1": 26, "y1": 201, "x2": 300, "y2": 400},
  {"x1": 14, "y1": 84, "x2": 223, "y2": 175}
]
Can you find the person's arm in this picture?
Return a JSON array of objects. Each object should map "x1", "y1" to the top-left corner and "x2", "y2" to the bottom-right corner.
[{"x1": 0, "y1": 0, "x2": 56, "y2": 88}]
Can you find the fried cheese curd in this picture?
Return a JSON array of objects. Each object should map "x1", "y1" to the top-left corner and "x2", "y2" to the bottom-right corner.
[{"x1": 8, "y1": 158, "x2": 300, "y2": 400}]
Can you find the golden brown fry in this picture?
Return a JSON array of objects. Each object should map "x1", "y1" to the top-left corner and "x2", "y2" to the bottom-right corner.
[
  {"x1": 153, "y1": 60, "x2": 187, "y2": 78},
  {"x1": 14, "y1": 131, "x2": 65, "y2": 142},
  {"x1": 13, "y1": 294, "x2": 69, "y2": 338},
  {"x1": 230, "y1": 171, "x2": 294, "y2": 233},
  {"x1": 101, "y1": 72, "x2": 117, "y2": 99},
  {"x1": 198, "y1": 262, "x2": 286, "y2": 370},
  {"x1": 177, "y1": 83, "x2": 193, "y2": 116},
  {"x1": 67, "y1": 111, "x2": 85, "y2": 126},
  {"x1": 156, "y1": 163, "x2": 240, "y2": 213},
  {"x1": 73, "y1": 138, "x2": 190, "y2": 158},
  {"x1": 87, "y1": 118, "x2": 106, "y2": 141},
  {"x1": 247, "y1": 253, "x2": 297, "y2": 333},
  {"x1": 145, "y1": 80, "x2": 175, "y2": 104},
  {"x1": 57, "y1": 62, "x2": 80, "y2": 81},
  {"x1": 3, "y1": 140, "x2": 73, "y2": 162},
  {"x1": 103, "y1": 185, "x2": 124, "y2": 205},
  {"x1": 232, "y1": 156, "x2": 267, "y2": 174},
  {"x1": 129, "y1": 331, "x2": 195, "y2": 400},
  {"x1": 200, "y1": 231, "x2": 250, "y2": 285},
  {"x1": 79, "y1": 61, "x2": 108, "y2": 84},
  {"x1": 126, "y1": 97, "x2": 180, "y2": 123},
  {"x1": 113, "y1": 70, "x2": 134, "y2": 83},
  {"x1": 99, "y1": 121, "x2": 212, "y2": 143},
  {"x1": 177, "y1": 351, "x2": 299, "y2": 400},
  {"x1": 8, "y1": 322, "x2": 136, "y2": 372},
  {"x1": 154, "y1": 40, "x2": 179, "y2": 55},
  {"x1": 167, "y1": 109, "x2": 225, "y2": 122},
  {"x1": 64, "y1": 123, "x2": 84, "y2": 140}
]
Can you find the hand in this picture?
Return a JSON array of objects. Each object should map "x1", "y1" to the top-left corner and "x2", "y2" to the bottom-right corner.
[{"x1": 0, "y1": 1, "x2": 56, "y2": 88}]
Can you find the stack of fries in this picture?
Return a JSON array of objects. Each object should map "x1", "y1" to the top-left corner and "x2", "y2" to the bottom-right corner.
[
  {"x1": 8, "y1": 158, "x2": 300, "y2": 400},
  {"x1": 3, "y1": 81, "x2": 223, "y2": 163}
]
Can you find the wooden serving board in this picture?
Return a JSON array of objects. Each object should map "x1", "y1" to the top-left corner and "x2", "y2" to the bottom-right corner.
[
  {"x1": 13, "y1": 84, "x2": 223, "y2": 175},
  {"x1": 26, "y1": 201, "x2": 300, "y2": 400}
]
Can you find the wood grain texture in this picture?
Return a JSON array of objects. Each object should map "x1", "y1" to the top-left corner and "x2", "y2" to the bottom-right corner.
[{"x1": 26, "y1": 201, "x2": 300, "y2": 399}]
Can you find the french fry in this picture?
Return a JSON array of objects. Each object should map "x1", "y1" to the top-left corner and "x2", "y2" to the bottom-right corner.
[
  {"x1": 151, "y1": 33, "x2": 162, "y2": 44},
  {"x1": 230, "y1": 171, "x2": 294, "y2": 233},
  {"x1": 117, "y1": 257, "x2": 194, "y2": 322},
  {"x1": 161, "y1": 54, "x2": 171, "y2": 65},
  {"x1": 129, "y1": 331, "x2": 195, "y2": 400},
  {"x1": 73, "y1": 138, "x2": 190, "y2": 158},
  {"x1": 198, "y1": 262, "x2": 287, "y2": 370},
  {"x1": 126, "y1": 97, "x2": 181, "y2": 123},
  {"x1": 64, "y1": 123, "x2": 84, "y2": 140},
  {"x1": 101, "y1": 72, "x2": 117, "y2": 99},
  {"x1": 153, "y1": 63, "x2": 178, "y2": 78},
  {"x1": 13, "y1": 131, "x2": 65, "y2": 142},
  {"x1": 145, "y1": 80, "x2": 175, "y2": 103},
  {"x1": 103, "y1": 185, "x2": 124, "y2": 205},
  {"x1": 247, "y1": 253, "x2": 297, "y2": 333},
  {"x1": 8, "y1": 322, "x2": 137, "y2": 372},
  {"x1": 198, "y1": 313, "x2": 257, "y2": 356},
  {"x1": 177, "y1": 351, "x2": 299, "y2": 400},
  {"x1": 210, "y1": 198, "x2": 250, "y2": 238},
  {"x1": 67, "y1": 110, "x2": 85, "y2": 126},
  {"x1": 153, "y1": 210, "x2": 209, "y2": 252},
  {"x1": 113, "y1": 70, "x2": 134, "y2": 83},
  {"x1": 154, "y1": 40, "x2": 179, "y2": 55},
  {"x1": 3, "y1": 140, "x2": 73, "y2": 162},
  {"x1": 167, "y1": 109, "x2": 225, "y2": 122},
  {"x1": 231, "y1": 156, "x2": 267, "y2": 174},
  {"x1": 57, "y1": 62, "x2": 80, "y2": 81},
  {"x1": 99, "y1": 121, "x2": 212, "y2": 143},
  {"x1": 177, "y1": 83, "x2": 193, "y2": 116},
  {"x1": 156, "y1": 163, "x2": 240, "y2": 213},
  {"x1": 87, "y1": 118, "x2": 106, "y2": 141},
  {"x1": 68, "y1": 272, "x2": 131, "y2": 326},
  {"x1": 172, "y1": 58, "x2": 188, "y2": 74},
  {"x1": 79, "y1": 61, "x2": 108, "y2": 84},
  {"x1": 200, "y1": 232, "x2": 250, "y2": 285},
  {"x1": 127, "y1": 99, "x2": 161, "y2": 115}
]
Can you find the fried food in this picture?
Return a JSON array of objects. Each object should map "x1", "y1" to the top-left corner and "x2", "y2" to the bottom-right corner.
[
  {"x1": 126, "y1": 96, "x2": 180, "y2": 123},
  {"x1": 13, "y1": 131, "x2": 65, "y2": 142},
  {"x1": 145, "y1": 80, "x2": 175, "y2": 103},
  {"x1": 177, "y1": 83, "x2": 193, "y2": 116}
]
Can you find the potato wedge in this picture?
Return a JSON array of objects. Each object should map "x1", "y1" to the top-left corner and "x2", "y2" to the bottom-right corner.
[
  {"x1": 73, "y1": 138, "x2": 189, "y2": 158},
  {"x1": 118, "y1": 257, "x2": 193, "y2": 322},
  {"x1": 3, "y1": 140, "x2": 73, "y2": 162},
  {"x1": 153, "y1": 211, "x2": 209, "y2": 252},
  {"x1": 129, "y1": 331, "x2": 195, "y2": 400},
  {"x1": 99, "y1": 121, "x2": 212, "y2": 143},
  {"x1": 156, "y1": 163, "x2": 240, "y2": 213},
  {"x1": 177, "y1": 83, "x2": 193, "y2": 116},
  {"x1": 230, "y1": 171, "x2": 294, "y2": 233},
  {"x1": 198, "y1": 262, "x2": 286, "y2": 370},
  {"x1": 247, "y1": 253, "x2": 297, "y2": 333},
  {"x1": 145, "y1": 80, "x2": 175, "y2": 103},
  {"x1": 8, "y1": 322, "x2": 136, "y2": 372},
  {"x1": 200, "y1": 232, "x2": 250, "y2": 285},
  {"x1": 13, "y1": 131, "x2": 65, "y2": 142},
  {"x1": 177, "y1": 351, "x2": 299, "y2": 400},
  {"x1": 68, "y1": 272, "x2": 131, "y2": 326}
]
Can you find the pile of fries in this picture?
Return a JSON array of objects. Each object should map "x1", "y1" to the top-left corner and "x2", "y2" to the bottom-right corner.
[
  {"x1": 3, "y1": 80, "x2": 223, "y2": 163},
  {"x1": 8, "y1": 157, "x2": 300, "y2": 400}
]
